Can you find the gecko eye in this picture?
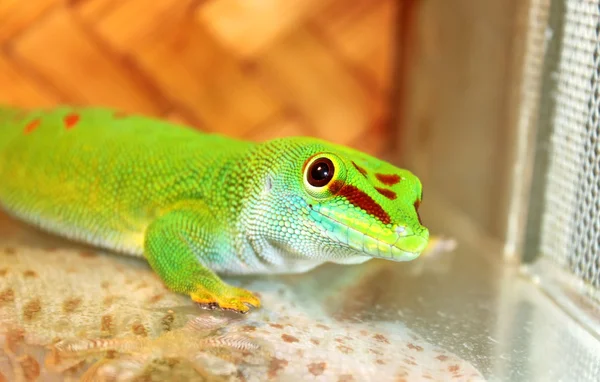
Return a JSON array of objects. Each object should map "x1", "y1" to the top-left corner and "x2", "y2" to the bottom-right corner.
[
  {"x1": 303, "y1": 153, "x2": 346, "y2": 199},
  {"x1": 307, "y1": 158, "x2": 335, "y2": 187}
]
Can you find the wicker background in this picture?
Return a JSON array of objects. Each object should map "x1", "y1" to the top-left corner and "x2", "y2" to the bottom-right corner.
[{"x1": 0, "y1": 0, "x2": 398, "y2": 155}]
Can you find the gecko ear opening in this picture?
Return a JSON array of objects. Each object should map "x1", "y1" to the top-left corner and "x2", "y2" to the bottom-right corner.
[{"x1": 264, "y1": 175, "x2": 273, "y2": 193}]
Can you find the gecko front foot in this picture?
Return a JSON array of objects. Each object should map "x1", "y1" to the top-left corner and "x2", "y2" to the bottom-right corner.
[
  {"x1": 144, "y1": 204, "x2": 263, "y2": 315},
  {"x1": 191, "y1": 285, "x2": 261, "y2": 314}
]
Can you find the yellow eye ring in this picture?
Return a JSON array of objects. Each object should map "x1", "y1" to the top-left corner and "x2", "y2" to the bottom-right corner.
[{"x1": 302, "y1": 153, "x2": 347, "y2": 199}]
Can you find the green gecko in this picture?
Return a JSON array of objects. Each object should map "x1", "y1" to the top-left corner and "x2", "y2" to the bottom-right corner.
[{"x1": 0, "y1": 106, "x2": 429, "y2": 313}]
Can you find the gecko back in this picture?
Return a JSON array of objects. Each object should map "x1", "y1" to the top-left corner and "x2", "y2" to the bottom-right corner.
[{"x1": 0, "y1": 106, "x2": 253, "y2": 255}]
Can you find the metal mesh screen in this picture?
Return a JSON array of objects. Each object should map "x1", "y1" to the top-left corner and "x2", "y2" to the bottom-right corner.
[{"x1": 539, "y1": 1, "x2": 600, "y2": 290}]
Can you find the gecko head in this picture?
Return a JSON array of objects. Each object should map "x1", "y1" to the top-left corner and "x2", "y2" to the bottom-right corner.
[{"x1": 253, "y1": 137, "x2": 429, "y2": 264}]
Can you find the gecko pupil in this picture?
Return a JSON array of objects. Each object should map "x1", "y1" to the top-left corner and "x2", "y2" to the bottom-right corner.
[{"x1": 308, "y1": 158, "x2": 334, "y2": 187}]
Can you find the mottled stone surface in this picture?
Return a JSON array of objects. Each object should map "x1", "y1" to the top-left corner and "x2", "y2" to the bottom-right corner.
[{"x1": 0, "y1": 213, "x2": 484, "y2": 381}]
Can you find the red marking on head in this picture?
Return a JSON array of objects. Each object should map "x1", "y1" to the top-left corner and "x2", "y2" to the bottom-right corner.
[
  {"x1": 327, "y1": 178, "x2": 345, "y2": 194},
  {"x1": 64, "y1": 113, "x2": 80, "y2": 129},
  {"x1": 375, "y1": 173, "x2": 401, "y2": 186},
  {"x1": 23, "y1": 119, "x2": 40, "y2": 134},
  {"x1": 375, "y1": 187, "x2": 397, "y2": 200},
  {"x1": 351, "y1": 161, "x2": 368, "y2": 177},
  {"x1": 333, "y1": 181, "x2": 391, "y2": 224}
]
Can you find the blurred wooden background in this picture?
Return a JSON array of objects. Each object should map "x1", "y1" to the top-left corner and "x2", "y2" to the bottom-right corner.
[
  {"x1": 0, "y1": 0, "x2": 399, "y2": 155},
  {"x1": 1, "y1": 0, "x2": 526, "y2": 242}
]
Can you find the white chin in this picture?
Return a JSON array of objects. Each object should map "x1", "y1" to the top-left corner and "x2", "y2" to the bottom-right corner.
[{"x1": 331, "y1": 256, "x2": 372, "y2": 265}]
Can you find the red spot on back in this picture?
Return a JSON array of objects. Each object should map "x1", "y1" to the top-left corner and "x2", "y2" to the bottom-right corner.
[
  {"x1": 351, "y1": 161, "x2": 368, "y2": 177},
  {"x1": 23, "y1": 119, "x2": 40, "y2": 134},
  {"x1": 375, "y1": 187, "x2": 397, "y2": 200},
  {"x1": 376, "y1": 173, "x2": 401, "y2": 186},
  {"x1": 333, "y1": 181, "x2": 391, "y2": 224},
  {"x1": 64, "y1": 113, "x2": 80, "y2": 129}
]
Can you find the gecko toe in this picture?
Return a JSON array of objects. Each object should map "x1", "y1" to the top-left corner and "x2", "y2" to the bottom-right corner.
[{"x1": 191, "y1": 286, "x2": 261, "y2": 314}]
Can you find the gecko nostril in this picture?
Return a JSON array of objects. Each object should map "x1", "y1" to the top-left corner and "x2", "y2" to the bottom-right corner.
[{"x1": 395, "y1": 226, "x2": 406, "y2": 235}]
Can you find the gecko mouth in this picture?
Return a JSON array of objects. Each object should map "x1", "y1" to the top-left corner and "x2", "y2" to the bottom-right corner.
[{"x1": 309, "y1": 207, "x2": 428, "y2": 262}]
